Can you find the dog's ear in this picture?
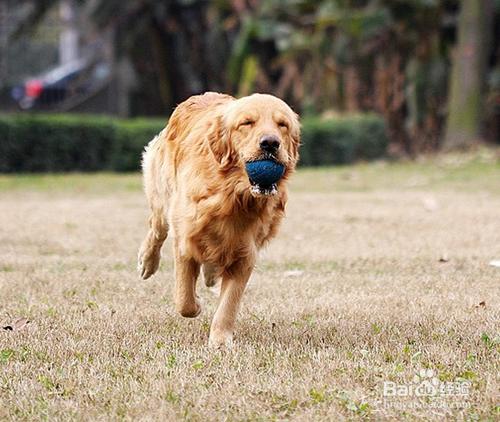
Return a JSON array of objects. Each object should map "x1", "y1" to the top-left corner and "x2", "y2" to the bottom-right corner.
[
  {"x1": 289, "y1": 112, "x2": 301, "y2": 164},
  {"x1": 207, "y1": 116, "x2": 235, "y2": 170}
]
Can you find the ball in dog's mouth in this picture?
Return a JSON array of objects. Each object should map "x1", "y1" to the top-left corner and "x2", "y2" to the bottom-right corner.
[{"x1": 245, "y1": 159, "x2": 285, "y2": 197}]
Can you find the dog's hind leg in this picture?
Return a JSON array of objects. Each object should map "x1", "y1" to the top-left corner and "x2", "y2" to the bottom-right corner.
[
  {"x1": 138, "y1": 134, "x2": 169, "y2": 279},
  {"x1": 138, "y1": 211, "x2": 168, "y2": 279},
  {"x1": 202, "y1": 263, "x2": 220, "y2": 287}
]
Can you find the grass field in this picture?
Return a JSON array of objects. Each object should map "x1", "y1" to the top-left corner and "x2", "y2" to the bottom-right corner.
[{"x1": 0, "y1": 149, "x2": 499, "y2": 420}]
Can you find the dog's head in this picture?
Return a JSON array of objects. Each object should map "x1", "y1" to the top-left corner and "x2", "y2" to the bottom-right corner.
[{"x1": 207, "y1": 93, "x2": 300, "y2": 196}]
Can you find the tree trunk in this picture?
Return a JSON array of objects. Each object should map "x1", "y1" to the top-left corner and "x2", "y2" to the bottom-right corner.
[
  {"x1": 443, "y1": 0, "x2": 493, "y2": 149},
  {"x1": 0, "y1": 2, "x2": 8, "y2": 90},
  {"x1": 59, "y1": 0, "x2": 79, "y2": 65},
  {"x1": 345, "y1": 65, "x2": 360, "y2": 112}
]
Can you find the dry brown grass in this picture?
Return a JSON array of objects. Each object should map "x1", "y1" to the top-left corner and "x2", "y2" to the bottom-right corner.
[{"x1": 0, "y1": 150, "x2": 499, "y2": 421}]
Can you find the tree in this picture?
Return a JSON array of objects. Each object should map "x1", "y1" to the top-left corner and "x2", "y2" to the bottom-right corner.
[
  {"x1": 444, "y1": 0, "x2": 493, "y2": 149},
  {"x1": 7, "y1": 0, "x2": 498, "y2": 152},
  {"x1": 8, "y1": 0, "x2": 231, "y2": 114}
]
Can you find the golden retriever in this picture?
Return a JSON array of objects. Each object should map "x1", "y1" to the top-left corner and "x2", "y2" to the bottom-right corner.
[{"x1": 138, "y1": 92, "x2": 300, "y2": 347}]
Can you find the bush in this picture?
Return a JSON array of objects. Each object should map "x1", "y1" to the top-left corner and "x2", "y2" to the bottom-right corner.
[
  {"x1": 0, "y1": 112, "x2": 387, "y2": 172},
  {"x1": 0, "y1": 114, "x2": 117, "y2": 172},
  {"x1": 112, "y1": 118, "x2": 166, "y2": 171},
  {"x1": 0, "y1": 114, "x2": 164, "y2": 173},
  {"x1": 300, "y1": 114, "x2": 388, "y2": 166}
]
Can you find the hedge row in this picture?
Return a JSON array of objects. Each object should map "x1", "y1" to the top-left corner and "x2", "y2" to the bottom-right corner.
[
  {"x1": 299, "y1": 114, "x2": 388, "y2": 165},
  {"x1": 0, "y1": 114, "x2": 165, "y2": 172},
  {"x1": 0, "y1": 113, "x2": 387, "y2": 172}
]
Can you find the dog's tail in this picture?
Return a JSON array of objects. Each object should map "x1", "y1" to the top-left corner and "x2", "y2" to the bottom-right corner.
[
  {"x1": 142, "y1": 128, "x2": 169, "y2": 211},
  {"x1": 142, "y1": 130, "x2": 162, "y2": 175}
]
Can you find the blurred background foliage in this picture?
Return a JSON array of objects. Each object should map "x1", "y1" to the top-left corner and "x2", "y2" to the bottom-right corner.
[
  {"x1": 0, "y1": 0, "x2": 499, "y2": 169},
  {"x1": 0, "y1": 112, "x2": 388, "y2": 171}
]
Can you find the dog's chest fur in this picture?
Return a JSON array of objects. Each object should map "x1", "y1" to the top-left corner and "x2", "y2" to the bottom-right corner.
[{"x1": 181, "y1": 192, "x2": 285, "y2": 268}]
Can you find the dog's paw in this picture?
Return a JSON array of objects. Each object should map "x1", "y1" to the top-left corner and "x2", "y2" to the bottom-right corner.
[
  {"x1": 208, "y1": 330, "x2": 233, "y2": 349},
  {"x1": 137, "y1": 246, "x2": 161, "y2": 280},
  {"x1": 202, "y1": 264, "x2": 220, "y2": 287},
  {"x1": 204, "y1": 273, "x2": 220, "y2": 288},
  {"x1": 176, "y1": 298, "x2": 202, "y2": 318}
]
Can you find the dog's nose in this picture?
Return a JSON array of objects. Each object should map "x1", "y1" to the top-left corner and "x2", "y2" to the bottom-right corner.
[{"x1": 260, "y1": 135, "x2": 280, "y2": 153}]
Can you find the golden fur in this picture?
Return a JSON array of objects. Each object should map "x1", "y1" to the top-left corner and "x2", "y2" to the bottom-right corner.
[{"x1": 138, "y1": 92, "x2": 300, "y2": 347}]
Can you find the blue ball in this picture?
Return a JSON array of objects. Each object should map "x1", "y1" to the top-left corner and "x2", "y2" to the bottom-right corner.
[{"x1": 245, "y1": 160, "x2": 285, "y2": 187}]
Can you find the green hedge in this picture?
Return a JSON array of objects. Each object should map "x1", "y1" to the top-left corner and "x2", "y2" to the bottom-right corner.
[
  {"x1": 0, "y1": 113, "x2": 387, "y2": 172},
  {"x1": 112, "y1": 118, "x2": 166, "y2": 171},
  {"x1": 0, "y1": 114, "x2": 165, "y2": 173},
  {"x1": 300, "y1": 114, "x2": 388, "y2": 166}
]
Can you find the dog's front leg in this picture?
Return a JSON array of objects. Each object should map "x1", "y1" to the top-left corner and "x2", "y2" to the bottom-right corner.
[
  {"x1": 174, "y1": 248, "x2": 201, "y2": 318},
  {"x1": 209, "y1": 258, "x2": 253, "y2": 348}
]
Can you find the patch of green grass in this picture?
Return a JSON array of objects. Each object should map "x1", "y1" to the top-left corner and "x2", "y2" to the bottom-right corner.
[
  {"x1": 191, "y1": 360, "x2": 204, "y2": 370},
  {"x1": 480, "y1": 332, "x2": 500, "y2": 350},
  {"x1": 0, "y1": 349, "x2": 15, "y2": 363},
  {"x1": 259, "y1": 260, "x2": 339, "y2": 273},
  {"x1": 0, "y1": 172, "x2": 142, "y2": 193},
  {"x1": 293, "y1": 149, "x2": 499, "y2": 193},
  {"x1": 309, "y1": 387, "x2": 327, "y2": 404},
  {"x1": 164, "y1": 389, "x2": 180, "y2": 404},
  {"x1": 0, "y1": 147, "x2": 497, "y2": 194}
]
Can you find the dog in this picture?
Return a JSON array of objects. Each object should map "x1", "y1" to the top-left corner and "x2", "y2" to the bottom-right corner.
[{"x1": 138, "y1": 92, "x2": 300, "y2": 347}]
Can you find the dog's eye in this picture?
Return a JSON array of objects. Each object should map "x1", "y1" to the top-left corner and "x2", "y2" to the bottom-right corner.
[
  {"x1": 240, "y1": 119, "x2": 255, "y2": 127},
  {"x1": 277, "y1": 121, "x2": 288, "y2": 129}
]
